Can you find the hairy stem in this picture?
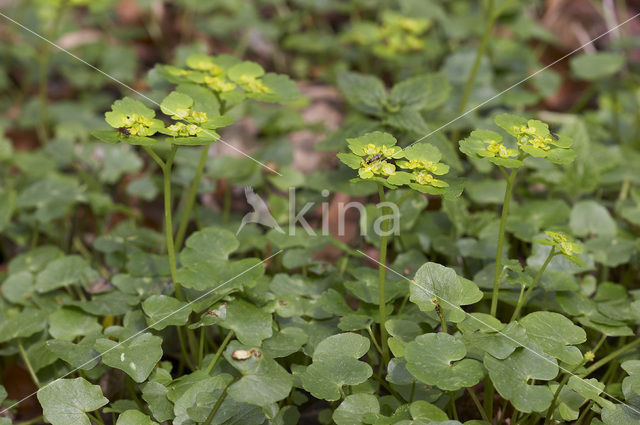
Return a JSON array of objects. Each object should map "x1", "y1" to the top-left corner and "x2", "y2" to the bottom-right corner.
[
  {"x1": 377, "y1": 184, "x2": 391, "y2": 367},
  {"x1": 490, "y1": 168, "x2": 517, "y2": 317},
  {"x1": 510, "y1": 247, "x2": 556, "y2": 321}
]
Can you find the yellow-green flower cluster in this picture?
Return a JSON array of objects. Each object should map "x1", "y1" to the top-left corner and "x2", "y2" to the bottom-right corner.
[
  {"x1": 167, "y1": 122, "x2": 203, "y2": 137},
  {"x1": 544, "y1": 231, "x2": 582, "y2": 257},
  {"x1": 535, "y1": 230, "x2": 585, "y2": 267},
  {"x1": 358, "y1": 143, "x2": 401, "y2": 179},
  {"x1": 342, "y1": 12, "x2": 430, "y2": 58},
  {"x1": 338, "y1": 132, "x2": 454, "y2": 196},
  {"x1": 121, "y1": 114, "x2": 154, "y2": 137},
  {"x1": 459, "y1": 114, "x2": 576, "y2": 168},
  {"x1": 514, "y1": 124, "x2": 553, "y2": 151},
  {"x1": 378, "y1": 12, "x2": 430, "y2": 55}
]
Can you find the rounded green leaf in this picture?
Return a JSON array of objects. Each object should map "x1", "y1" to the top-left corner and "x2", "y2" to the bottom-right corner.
[
  {"x1": 95, "y1": 333, "x2": 163, "y2": 383},
  {"x1": 142, "y1": 295, "x2": 192, "y2": 330},
  {"x1": 570, "y1": 52, "x2": 625, "y2": 81},
  {"x1": 37, "y1": 378, "x2": 108, "y2": 425},
  {"x1": 519, "y1": 311, "x2": 586, "y2": 365},
  {"x1": 333, "y1": 393, "x2": 380, "y2": 425},
  {"x1": 405, "y1": 333, "x2": 484, "y2": 391},
  {"x1": 116, "y1": 410, "x2": 158, "y2": 425},
  {"x1": 484, "y1": 346, "x2": 559, "y2": 413}
]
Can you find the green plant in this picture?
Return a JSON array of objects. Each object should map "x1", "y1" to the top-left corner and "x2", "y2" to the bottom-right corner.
[{"x1": 1, "y1": 1, "x2": 640, "y2": 425}]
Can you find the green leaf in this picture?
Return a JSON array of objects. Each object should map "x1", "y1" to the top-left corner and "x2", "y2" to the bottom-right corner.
[
  {"x1": 228, "y1": 61, "x2": 265, "y2": 81},
  {"x1": 224, "y1": 342, "x2": 293, "y2": 406},
  {"x1": 570, "y1": 200, "x2": 617, "y2": 237},
  {"x1": 494, "y1": 113, "x2": 528, "y2": 137},
  {"x1": 46, "y1": 336, "x2": 101, "y2": 370},
  {"x1": 95, "y1": 333, "x2": 163, "y2": 383},
  {"x1": 333, "y1": 393, "x2": 380, "y2": 425},
  {"x1": 410, "y1": 401, "x2": 449, "y2": 422},
  {"x1": 0, "y1": 309, "x2": 48, "y2": 343},
  {"x1": 37, "y1": 378, "x2": 108, "y2": 425},
  {"x1": 410, "y1": 262, "x2": 482, "y2": 322},
  {"x1": 142, "y1": 295, "x2": 192, "y2": 330},
  {"x1": 519, "y1": 311, "x2": 587, "y2": 365},
  {"x1": 389, "y1": 73, "x2": 450, "y2": 111},
  {"x1": 180, "y1": 226, "x2": 239, "y2": 265},
  {"x1": 48, "y1": 308, "x2": 102, "y2": 341},
  {"x1": 160, "y1": 91, "x2": 194, "y2": 117},
  {"x1": 405, "y1": 333, "x2": 484, "y2": 391},
  {"x1": 196, "y1": 299, "x2": 272, "y2": 346},
  {"x1": 116, "y1": 410, "x2": 158, "y2": 425},
  {"x1": 300, "y1": 333, "x2": 372, "y2": 401},
  {"x1": 35, "y1": 255, "x2": 97, "y2": 293},
  {"x1": 337, "y1": 71, "x2": 386, "y2": 115},
  {"x1": 484, "y1": 346, "x2": 559, "y2": 413},
  {"x1": 262, "y1": 327, "x2": 308, "y2": 358},
  {"x1": 570, "y1": 52, "x2": 625, "y2": 81}
]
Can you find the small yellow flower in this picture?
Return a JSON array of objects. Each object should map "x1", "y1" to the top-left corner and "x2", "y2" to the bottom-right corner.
[
  {"x1": 584, "y1": 351, "x2": 595, "y2": 362},
  {"x1": 363, "y1": 144, "x2": 380, "y2": 156},
  {"x1": 190, "y1": 111, "x2": 208, "y2": 124},
  {"x1": 487, "y1": 141, "x2": 511, "y2": 158},
  {"x1": 204, "y1": 76, "x2": 236, "y2": 93},
  {"x1": 239, "y1": 75, "x2": 271, "y2": 94},
  {"x1": 415, "y1": 171, "x2": 434, "y2": 185}
]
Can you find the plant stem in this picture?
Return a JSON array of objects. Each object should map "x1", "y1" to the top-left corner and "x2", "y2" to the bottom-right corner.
[
  {"x1": 583, "y1": 337, "x2": 640, "y2": 376},
  {"x1": 467, "y1": 387, "x2": 490, "y2": 422},
  {"x1": 456, "y1": 0, "x2": 495, "y2": 115},
  {"x1": 163, "y1": 145, "x2": 184, "y2": 301},
  {"x1": 37, "y1": 0, "x2": 67, "y2": 144},
  {"x1": 544, "y1": 371, "x2": 572, "y2": 425},
  {"x1": 449, "y1": 392, "x2": 458, "y2": 420},
  {"x1": 206, "y1": 330, "x2": 234, "y2": 374},
  {"x1": 18, "y1": 341, "x2": 40, "y2": 388},
  {"x1": 377, "y1": 184, "x2": 391, "y2": 367},
  {"x1": 510, "y1": 247, "x2": 556, "y2": 321},
  {"x1": 436, "y1": 300, "x2": 447, "y2": 334},
  {"x1": 202, "y1": 384, "x2": 231, "y2": 425},
  {"x1": 175, "y1": 145, "x2": 209, "y2": 250},
  {"x1": 490, "y1": 167, "x2": 517, "y2": 317},
  {"x1": 16, "y1": 415, "x2": 44, "y2": 425},
  {"x1": 366, "y1": 326, "x2": 384, "y2": 356}
]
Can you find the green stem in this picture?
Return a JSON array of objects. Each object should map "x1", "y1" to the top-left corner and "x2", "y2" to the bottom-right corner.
[
  {"x1": 37, "y1": 0, "x2": 67, "y2": 144},
  {"x1": 206, "y1": 330, "x2": 234, "y2": 374},
  {"x1": 18, "y1": 341, "x2": 40, "y2": 388},
  {"x1": 490, "y1": 167, "x2": 517, "y2": 317},
  {"x1": 202, "y1": 383, "x2": 232, "y2": 425},
  {"x1": 366, "y1": 326, "x2": 384, "y2": 356},
  {"x1": 467, "y1": 387, "x2": 490, "y2": 423},
  {"x1": 544, "y1": 372, "x2": 572, "y2": 425},
  {"x1": 198, "y1": 327, "x2": 205, "y2": 367},
  {"x1": 176, "y1": 326, "x2": 194, "y2": 371},
  {"x1": 175, "y1": 145, "x2": 209, "y2": 250},
  {"x1": 449, "y1": 392, "x2": 458, "y2": 420},
  {"x1": 456, "y1": 0, "x2": 495, "y2": 115},
  {"x1": 163, "y1": 145, "x2": 184, "y2": 301},
  {"x1": 510, "y1": 247, "x2": 556, "y2": 321},
  {"x1": 436, "y1": 300, "x2": 447, "y2": 334},
  {"x1": 16, "y1": 415, "x2": 44, "y2": 425},
  {"x1": 377, "y1": 184, "x2": 391, "y2": 367},
  {"x1": 483, "y1": 376, "x2": 494, "y2": 419},
  {"x1": 583, "y1": 337, "x2": 640, "y2": 376}
]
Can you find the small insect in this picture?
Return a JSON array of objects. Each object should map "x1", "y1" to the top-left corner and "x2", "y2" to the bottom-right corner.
[
  {"x1": 365, "y1": 153, "x2": 384, "y2": 164},
  {"x1": 550, "y1": 131, "x2": 559, "y2": 141},
  {"x1": 118, "y1": 127, "x2": 131, "y2": 136}
]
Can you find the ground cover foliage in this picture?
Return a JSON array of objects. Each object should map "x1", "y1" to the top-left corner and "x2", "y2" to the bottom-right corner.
[{"x1": 0, "y1": 0, "x2": 640, "y2": 424}]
